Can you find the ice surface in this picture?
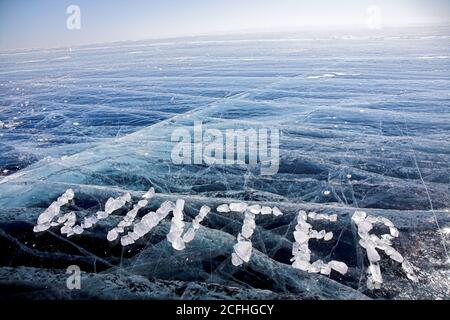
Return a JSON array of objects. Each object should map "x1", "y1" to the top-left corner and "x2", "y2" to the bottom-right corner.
[{"x1": 0, "y1": 27, "x2": 449, "y2": 299}]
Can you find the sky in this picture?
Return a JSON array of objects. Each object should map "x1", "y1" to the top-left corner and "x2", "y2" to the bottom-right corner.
[{"x1": 0, "y1": 0, "x2": 449, "y2": 50}]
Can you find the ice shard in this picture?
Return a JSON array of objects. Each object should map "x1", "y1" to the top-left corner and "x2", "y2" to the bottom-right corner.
[
  {"x1": 107, "y1": 188, "x2": 155, "y2": 241},
  {"x1": 33, "y1": 189, "x2": 75, "y2": 233}
]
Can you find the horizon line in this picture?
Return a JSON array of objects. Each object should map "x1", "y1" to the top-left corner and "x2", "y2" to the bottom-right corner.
[{"x1": 1, "y1": 22, "x2": 449, "y2": 54}]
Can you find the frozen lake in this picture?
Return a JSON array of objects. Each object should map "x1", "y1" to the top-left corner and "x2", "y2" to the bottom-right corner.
[{"x1": 0, "y1": 26, "x2": 449, "y2": 299}]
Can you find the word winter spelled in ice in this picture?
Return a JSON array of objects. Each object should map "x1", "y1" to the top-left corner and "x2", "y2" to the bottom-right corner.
[{"x1": 33, "y1": 188, "x2": 417, "y2": 289}]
